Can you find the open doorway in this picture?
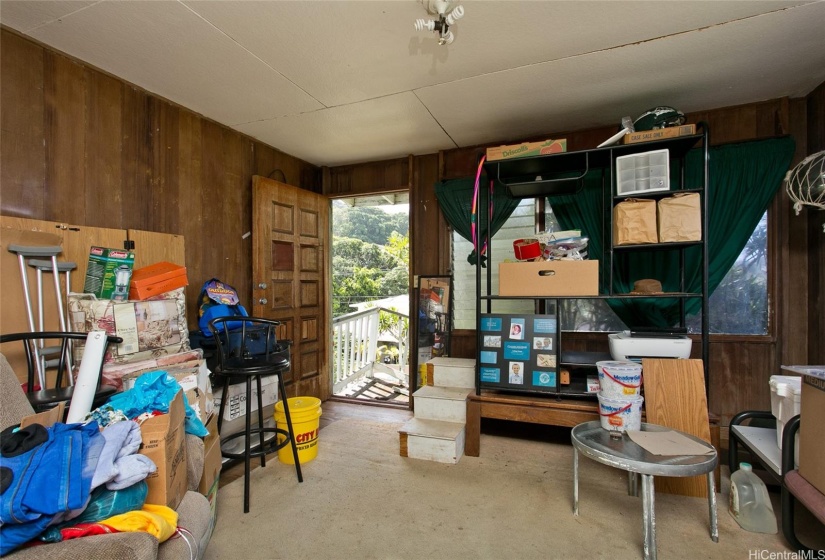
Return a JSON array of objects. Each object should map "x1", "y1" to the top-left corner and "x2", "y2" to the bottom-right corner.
[{"x1": 330, "y1": 193, "x2": 410, "y2": 406}]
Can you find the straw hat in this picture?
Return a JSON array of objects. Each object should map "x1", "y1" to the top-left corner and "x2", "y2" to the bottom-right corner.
[{"x1": 631, "y1": 279, "x2": 663, "y2": 294}]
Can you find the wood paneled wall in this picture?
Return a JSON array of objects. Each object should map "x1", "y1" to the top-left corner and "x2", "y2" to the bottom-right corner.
[
  {"x1": 0, "y1": 29, "x2": 320, "y2": 328},
  {"x1": 805, "y1": 82, "x2": 825, "y2": 364}
]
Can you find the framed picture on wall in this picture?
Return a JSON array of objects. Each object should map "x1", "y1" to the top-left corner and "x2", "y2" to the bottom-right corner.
[{"x1": 413, "y1": 275, "x2": 453, "y2": 391}]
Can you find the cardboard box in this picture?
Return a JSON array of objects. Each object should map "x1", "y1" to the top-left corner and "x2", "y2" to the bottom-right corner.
[
  {"x1": 622, "y1": 124, "x2": 696, "y2": 145},
  {"x1": 586, "y1": 376, "x2": 600, "y2": 393},
  {"x1": 121, "y1": 362, "x2": 213, "y2": 424},
  {"x1": 129, "y1": 261, "x2": 188, "y2": 300},
  {"x1": 499, "y1": 260, "x2": 598, "y2": 296},
  {"x1": 486, "y1": 138, "x2": 567, "y2": 161},
  {"x1": 83, "y1": 246, "x2": 136, "y2": 302},
  {"x1": 199, "y1": 414, "x2": 221, "y2": 498},
  {"x1": 20, "y1": 402, "x2": 65, "y2": 429},
  {"x1": 658, "y1": 193, "x2": 702, "y2": 243},
  {"x1": 798, "y1": 368, "x2": 825, "y2": 495},
  {"x1": 613, "y1": 198, "x2": 658, "y2": 245},
  {"x1": 213, "y1": 376, "x2": 279, "y2": 422},
  {"x1": 139, "y1": 390, "x2": 188, "y2": 509},
  {"x1": 186, "y1": 387, "x2": 213, "y2": 425}
]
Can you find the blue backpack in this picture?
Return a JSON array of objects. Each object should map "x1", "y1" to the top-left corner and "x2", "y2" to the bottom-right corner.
[{"x1": 197, "y1": 278, "x2": 249, "y2": 337}]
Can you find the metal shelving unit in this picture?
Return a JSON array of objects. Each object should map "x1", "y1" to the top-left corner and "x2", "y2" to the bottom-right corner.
[{"x1": 474, "y1": 123, "x2": 710, "y2": 398}]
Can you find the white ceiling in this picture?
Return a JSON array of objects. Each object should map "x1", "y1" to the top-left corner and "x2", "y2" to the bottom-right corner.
[{"x1": 2, "y1": 0, "x2": 824, "y2": 167}]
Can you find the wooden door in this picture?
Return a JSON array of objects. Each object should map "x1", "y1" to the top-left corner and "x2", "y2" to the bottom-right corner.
[{"x1": 252, "y1": 176, "x2": 330, "y2": 401}]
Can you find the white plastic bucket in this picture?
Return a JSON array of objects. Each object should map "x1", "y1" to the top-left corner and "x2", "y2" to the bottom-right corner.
[
  {"x1": 597, "y1": 393, "x2": 644, "y2": 433},
  {"x1": 596, "y1": 360, "x2": 643, "y2": 398}
]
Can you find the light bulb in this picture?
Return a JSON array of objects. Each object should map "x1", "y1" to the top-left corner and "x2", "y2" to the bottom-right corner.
[
  {"x1": 439, "y1": 29, "x2": 455, "y2": 45},
  {"x1": 414, "y1": 18, "x2": 435, "y2": 32},
  {"x1": 445, "y1": 5, "x2": 464, "y2": 26}
]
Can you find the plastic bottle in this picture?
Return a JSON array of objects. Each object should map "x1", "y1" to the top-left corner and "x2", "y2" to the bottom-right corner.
[{"x1": 729, "y1": 462, "x2": 778, "y2": 533}]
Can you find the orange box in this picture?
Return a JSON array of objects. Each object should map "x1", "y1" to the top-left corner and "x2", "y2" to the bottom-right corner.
[{"x1": 129, "y1": 261, "x2": 188, "y2": 300}]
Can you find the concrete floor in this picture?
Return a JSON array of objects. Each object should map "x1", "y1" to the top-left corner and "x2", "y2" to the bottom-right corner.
[{"x1": 218, "y1": 400, "x2": 824, "y2": 554}]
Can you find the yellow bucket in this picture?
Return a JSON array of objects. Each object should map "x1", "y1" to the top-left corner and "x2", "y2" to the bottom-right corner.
[{"x1": 274, "y1": 397, "x2": 322, "y2": 464}]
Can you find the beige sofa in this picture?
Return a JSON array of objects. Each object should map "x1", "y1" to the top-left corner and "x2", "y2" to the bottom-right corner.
[{"x1": 0, "y1": 354, "x2": 214, "y2": 560}]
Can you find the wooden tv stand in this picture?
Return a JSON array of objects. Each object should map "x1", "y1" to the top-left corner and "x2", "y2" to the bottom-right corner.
[{"x1": 465, "y1": 391, "x2": 600, "y2": 457}]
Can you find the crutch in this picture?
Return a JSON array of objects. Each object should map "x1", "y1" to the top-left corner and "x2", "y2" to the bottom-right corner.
[
  {"x1": 28, "y1": 259, "x2": 77, "y2": 383},
  {"x1": 7, "y1": 244, "x2": 65, "y2": 390}
]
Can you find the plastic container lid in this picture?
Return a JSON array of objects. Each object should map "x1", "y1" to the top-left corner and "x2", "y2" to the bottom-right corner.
[
  {"x1": 275, "y1": 396, "x2": 321, "y2": 414},
  {"x1": 739, "y1": 462, "x2": 752, "y2": 472},
  {"x1": 596, "y1": 360, "x2": 642, "y2": 372},
  {"x1": 769, "y1": 375, "x2": 802, "y2": 395}
]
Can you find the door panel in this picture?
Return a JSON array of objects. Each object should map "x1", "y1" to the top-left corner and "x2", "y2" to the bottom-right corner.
[{"x1": 252, "y1": 176, "x2": 330, "y2": 401}]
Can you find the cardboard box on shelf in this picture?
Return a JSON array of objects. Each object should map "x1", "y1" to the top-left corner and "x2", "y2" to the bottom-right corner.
[
  {"x1": 129, "y1": 261, "x2": 188, "y2": 301},
  {"x1": 658, "y1": 193, "x2": 702, "y2": 243},
  {"x1": 622, "y1": 124, "x2": 696, "y2": 145},
  {"x1": 797, "y1": 367, "x2": 825, "y2": 494},
  {"x1": 499, "y1": 260, "x2": 598, "y2": 297},
  {"x1": 586, "y1": 376, "x2": 600, "y2": 393},
  {"x1": 139, "y1": 390, "x2": 188, "y2": 509},
  {"x1": 82, "y1": 246, "x2": 135, "y2": 302},
  {"x1": 486, "y1": 138, "x2": 567, "y2": 161},
  {"x1": 613, "y1": 198, "x2": 658, "y2": 246}
]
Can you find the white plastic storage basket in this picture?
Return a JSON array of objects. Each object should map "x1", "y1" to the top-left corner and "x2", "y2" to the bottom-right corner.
[{"x1": 616, "y1": 149, "x2": 670, "y2": 196}]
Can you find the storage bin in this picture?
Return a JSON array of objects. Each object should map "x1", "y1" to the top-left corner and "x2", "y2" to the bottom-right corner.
[
  {"x1": 498, "y1": 260, "x2": 598, "y2": 296},
  {"x1": 770, "y1": 374, "x2": 802, "y2": 466},
  {"x1": 616, "y1": 149, "x2": 670, "y2": 196}
]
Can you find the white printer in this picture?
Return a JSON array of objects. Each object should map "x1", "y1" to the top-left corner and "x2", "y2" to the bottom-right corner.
[{"x1": 608, "y1": 330, "x2": 692, "y2": 362}]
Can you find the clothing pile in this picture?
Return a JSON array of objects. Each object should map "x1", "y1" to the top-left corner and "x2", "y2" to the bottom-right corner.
[{"x1": 0, "y1": 370, "x2": 200, "y2": 556}]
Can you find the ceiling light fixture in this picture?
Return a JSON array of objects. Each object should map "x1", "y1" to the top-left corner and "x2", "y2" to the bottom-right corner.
[{"x1": 414, "y1": 0, "x2": 464, "y2": 45}]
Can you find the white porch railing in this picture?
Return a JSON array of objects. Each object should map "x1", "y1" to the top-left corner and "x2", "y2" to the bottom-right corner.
[{"x1": 332, "y1": 307, "x2": 408, "y2": 394}]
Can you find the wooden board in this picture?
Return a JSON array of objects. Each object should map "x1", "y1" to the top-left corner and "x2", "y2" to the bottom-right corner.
[
  {"x1": 127, "y1": 229, "x2": 185, "y2": 269},
  {"x1": 1, "y1": 220, "x2": 185, "y2": 385},
  {"x1": 465, "y1": 391, "x2": 601, "y2": 457},
  {"x1": 642, "y1": 358, "x2": 712, "y2": 498}
]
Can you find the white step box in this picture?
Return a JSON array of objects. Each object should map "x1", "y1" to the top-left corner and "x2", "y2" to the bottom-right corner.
[
  {"x1": 426, "y1": 357, "x2": 475, "y2": 389},
  {"x1": 398, "y1": 418, "x2": 465, "y2": 464},
  {"x1": 412, "y1": 385, "x2": 470, "y2": 423}
]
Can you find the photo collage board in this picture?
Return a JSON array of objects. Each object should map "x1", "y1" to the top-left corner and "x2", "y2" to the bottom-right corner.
[{"x1": 478, "y1": 313, "x2": 558, "y2": 393}]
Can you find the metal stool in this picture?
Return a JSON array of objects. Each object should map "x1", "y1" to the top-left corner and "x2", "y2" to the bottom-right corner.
[
  {"x1": 208, "y1": 317, "x2": 303, "y2": 513},
  {"x1": 7, "y1": 245, "x2": 67, "y2": 389}
]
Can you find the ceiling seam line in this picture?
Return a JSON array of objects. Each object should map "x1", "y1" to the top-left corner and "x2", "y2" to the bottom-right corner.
[
  {"x1": 412, "y1": 91, "x2": 458, "y2": 149},
  {"x1": 177, "y1": 0, "x2": 328, "y2": 109},
  {"x1": 20, "y1": 0, "x2": 107, "y2": 34}
]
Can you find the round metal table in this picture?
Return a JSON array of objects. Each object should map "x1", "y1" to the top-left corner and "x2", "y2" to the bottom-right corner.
[{"x1": 571, "y1": 421, "x2": 718, "y2": 560}]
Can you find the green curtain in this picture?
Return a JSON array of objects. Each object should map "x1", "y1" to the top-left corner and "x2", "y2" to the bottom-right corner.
[
  {"x1": 434, "y1": 175, "x2": 521, "y2": 266},
  {"x1": 549, "y1": 136, "x2": 796, "y2": 328}
]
